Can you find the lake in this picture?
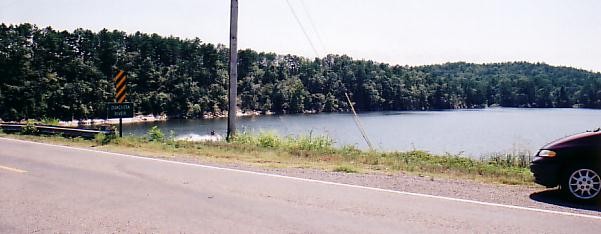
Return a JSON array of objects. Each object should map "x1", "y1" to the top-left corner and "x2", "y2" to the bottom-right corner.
[{"x1": 123, "y1": 108, "x2": 601, "y2": 158}]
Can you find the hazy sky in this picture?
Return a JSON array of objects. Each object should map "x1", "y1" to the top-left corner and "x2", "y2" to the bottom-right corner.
[{"x1": 1, "y1": 0, "x2": 600, "y2": 71}]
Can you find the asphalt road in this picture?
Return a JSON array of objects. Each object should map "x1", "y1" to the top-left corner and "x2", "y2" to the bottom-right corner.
[{"x1": 1, "y1": 138, "x2": 600, "y2": 233}]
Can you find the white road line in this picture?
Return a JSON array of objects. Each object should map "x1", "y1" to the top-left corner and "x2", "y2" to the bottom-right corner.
[
  {"x1": 0, "y1": 164, "x2": 27, "y2": 173},
  {"x1": 2, "y1": 137, "x2": 601, "y2": 220}
]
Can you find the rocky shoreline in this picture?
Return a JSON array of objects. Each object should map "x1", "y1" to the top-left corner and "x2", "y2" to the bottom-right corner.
[
  {"x1": 1, "y1": 109, "x2": 320, "y2": 128},
  {"x1": 56, "y1": 110, "x2": 272, "y2": 127},
  {"x1": 58, "y1": 114, "x2": 169, "y2": 127}
]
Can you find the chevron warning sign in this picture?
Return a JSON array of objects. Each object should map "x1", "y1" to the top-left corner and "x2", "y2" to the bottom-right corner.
[{"x1": 113, "y1": 70, "x2": 127, "y2": 103}]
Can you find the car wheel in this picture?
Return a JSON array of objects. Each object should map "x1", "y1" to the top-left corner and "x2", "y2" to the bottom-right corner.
[{"x1": 561, "y1": 165, "x2": 601, "y2": 201}]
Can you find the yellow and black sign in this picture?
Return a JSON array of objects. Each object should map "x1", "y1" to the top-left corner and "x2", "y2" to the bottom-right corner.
[{"x1": 113, "y1": 70, "x2": 127, "y2": 103}]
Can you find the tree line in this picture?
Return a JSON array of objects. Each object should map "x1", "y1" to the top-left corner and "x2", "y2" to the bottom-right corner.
[{"x1": 1, "y1": 23, "x2": 601, "y2": 121}]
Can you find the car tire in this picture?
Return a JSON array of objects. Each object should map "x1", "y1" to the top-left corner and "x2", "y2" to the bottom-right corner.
[{"x1": 561, "y1": 164, "x2": 601, "y2": 201}]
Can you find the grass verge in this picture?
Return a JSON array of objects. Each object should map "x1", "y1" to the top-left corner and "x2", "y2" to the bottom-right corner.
[{"x1": 0, "y1": 130, "x2": 534, "y2": 185}]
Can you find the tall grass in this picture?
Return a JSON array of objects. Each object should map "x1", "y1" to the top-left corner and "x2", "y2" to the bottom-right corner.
[
  {"x1": 227, "y1": 131, "x2": 532, "y2": 184},
  {"x1": 481, "y1": 149, "x2": 532, "y2": 168},
  {"x1": 233, "y1": 131, "x2": 334, "y2": 152}
]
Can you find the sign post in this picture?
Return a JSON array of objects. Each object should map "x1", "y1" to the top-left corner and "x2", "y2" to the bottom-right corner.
[{"x1": 109, "y1": 70, "x2": 133, "y2": 137}]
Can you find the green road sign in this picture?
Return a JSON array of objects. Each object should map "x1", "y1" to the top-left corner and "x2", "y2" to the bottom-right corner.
[{"x1": 107, "y1": 103, "x2": 134, "y2": 118}]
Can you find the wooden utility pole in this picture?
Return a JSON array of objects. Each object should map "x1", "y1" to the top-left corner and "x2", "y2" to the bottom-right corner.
[{"x1": 227, "y1": 0, "x2": 238, "y2": 141}]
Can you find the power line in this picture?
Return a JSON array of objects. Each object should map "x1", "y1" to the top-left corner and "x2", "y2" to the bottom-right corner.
[
  {"x1": 285, "y1": 0, "x2": 320, "y2": 58},
  {"x1": 299, "y1": 0, "x2": 326, "y2": 54}
]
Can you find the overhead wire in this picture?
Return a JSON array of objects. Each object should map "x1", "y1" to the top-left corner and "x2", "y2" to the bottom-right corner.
[
  {"x1": 292, "y1": 1, "x2": 375, "y2": 150},
  {"x1": 299, "y1": 0, "x2": 326, "y2": 55},
  {"x1": 285, "y1": 0, "x2": 375, "y2": 150},
  {"x1": 285, "y1": 0, "x2": 321, "y2": 58}
]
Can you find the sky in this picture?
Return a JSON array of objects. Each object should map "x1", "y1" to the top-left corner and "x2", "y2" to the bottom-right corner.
[{"x1": 1, "y1": 0, "x2": 600, "y2": 71}]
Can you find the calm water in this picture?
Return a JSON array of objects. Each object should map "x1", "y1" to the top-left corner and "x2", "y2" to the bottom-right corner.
[{"x1": 123, "y1": 108, "x2": 601, "y2": 158}]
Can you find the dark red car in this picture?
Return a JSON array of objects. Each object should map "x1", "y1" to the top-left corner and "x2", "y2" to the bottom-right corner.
[{"x1": 530, "y1": 129, "x2": 601, "y2": 201}]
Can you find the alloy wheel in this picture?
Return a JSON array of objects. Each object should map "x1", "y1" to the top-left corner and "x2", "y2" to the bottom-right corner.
[{"x1": 568, "y1": 168, "x2": 601, "y2": 200}]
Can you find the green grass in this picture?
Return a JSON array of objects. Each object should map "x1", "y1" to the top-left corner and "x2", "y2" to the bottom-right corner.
[
  {"x1": 0, "y1": 129, "x2": 534, "y2": 185},
  {"x1": 333, "y1": 165, "x2": 360, "y2": 173}
]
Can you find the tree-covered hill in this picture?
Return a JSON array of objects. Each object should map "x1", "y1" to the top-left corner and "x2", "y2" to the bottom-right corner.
[{"x1": 1, "y1": 23, "x2": 600, "y2": 121}]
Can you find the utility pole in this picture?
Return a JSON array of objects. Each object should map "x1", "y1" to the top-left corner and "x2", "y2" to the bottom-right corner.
[{"x1": 227, "y1": 0, "x2": 238, "y2": 141}]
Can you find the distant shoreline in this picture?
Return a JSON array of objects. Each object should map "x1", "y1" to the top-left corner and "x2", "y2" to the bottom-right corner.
[{"x1": 2, "y1": 106, "x2": 596, "y2": 127}]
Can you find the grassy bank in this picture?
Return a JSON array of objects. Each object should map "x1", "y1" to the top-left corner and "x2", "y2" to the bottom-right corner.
[{"x1": 0, "y1": 129, "x2": 534, "y2": 185}]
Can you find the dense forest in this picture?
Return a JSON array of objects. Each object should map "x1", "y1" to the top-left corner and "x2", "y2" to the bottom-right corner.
[{"x1": 1, "y1": 23, "x2": 601, "y2": 121}]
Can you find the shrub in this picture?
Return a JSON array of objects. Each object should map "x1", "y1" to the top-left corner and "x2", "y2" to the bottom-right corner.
[
  {"x1": 147, "y1": 126, "x2": 165, "y2": 142},
  {"x1": 21, "y1": 120, "x2": 38, "y2": 135}
]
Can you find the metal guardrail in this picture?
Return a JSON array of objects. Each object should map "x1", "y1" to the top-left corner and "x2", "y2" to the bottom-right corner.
[{"x1": 0, "y1": 123, "x2": 114, "y2": 139}]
